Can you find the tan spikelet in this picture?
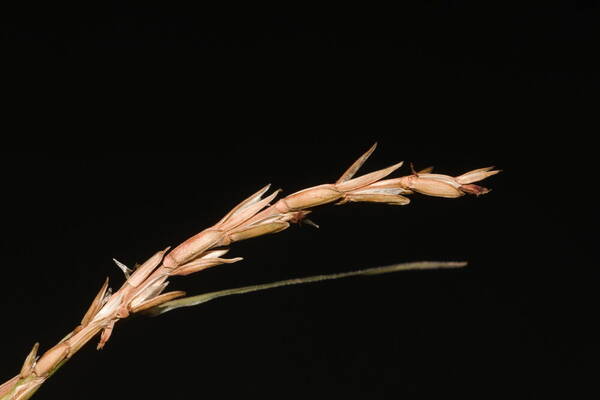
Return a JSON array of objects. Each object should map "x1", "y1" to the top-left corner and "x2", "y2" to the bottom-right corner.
[
  {"x1": 283, "y1": 184, "x2": 343, "y2": 210},
  {"x1": 216, "y1": 184, "x2": 272, "y2": 226},
  {"x1": 19, "y1": 342, "x2": 39, "y2": 378},
  {"x1": 129, "y1": 291, "x2": 187, "y2": 313},
  {"x1": 456, "y1": 166, "x2": 501, "y2": 184},
  {"x1": 336, "y1": 161, "x2": 404, "y2": 192},
  {"x1": 81, "y1": 278, "x2": 110, "y2": 327},
  {"x1": 336, "y1": 142, "x2": 378, "y2": 183},
  {"x1": 33, "y1": 343, "x2": 70, "y2": 377},
  {"x1": 127, "y1": 248, "x2": 170, "y2": 287}
]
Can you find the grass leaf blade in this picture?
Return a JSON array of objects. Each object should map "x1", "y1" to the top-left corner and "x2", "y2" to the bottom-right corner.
[{"x1": 147, "y1": 261, "x2": 467, "y2": 316}]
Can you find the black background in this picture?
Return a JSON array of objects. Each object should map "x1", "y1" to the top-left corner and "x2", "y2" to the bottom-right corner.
[{"x1": 1, "y1": 2, "x2": 596, "y2": 399}]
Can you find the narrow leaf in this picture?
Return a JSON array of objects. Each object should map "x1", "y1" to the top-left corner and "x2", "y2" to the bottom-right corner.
[{"x1": 146, "y1": 261, "x2": 467, "y2": 316}]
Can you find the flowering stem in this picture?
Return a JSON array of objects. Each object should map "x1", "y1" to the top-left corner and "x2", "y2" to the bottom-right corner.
[{"x1": 0, "y1": 144, "x2": 497, "y2": 400}]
